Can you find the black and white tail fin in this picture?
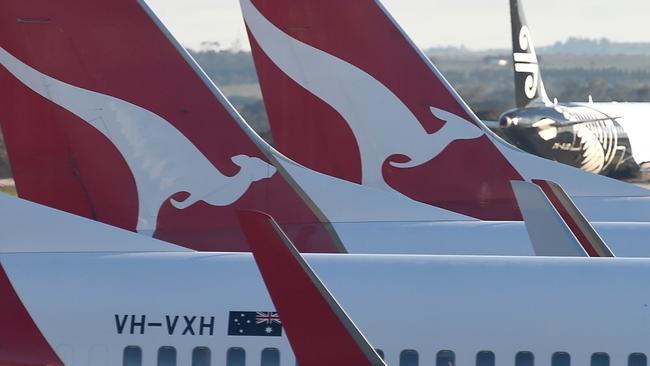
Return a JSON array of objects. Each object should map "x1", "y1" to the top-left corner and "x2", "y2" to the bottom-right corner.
[
  {"x1": 510, "y1": 0, "x2": 551, "y2": 107},
  {"x1": 238, "y1": 210, "x2": 386, "y2": 366}
]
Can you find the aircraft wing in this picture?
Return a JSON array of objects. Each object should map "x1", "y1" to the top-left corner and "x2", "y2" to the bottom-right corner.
[{"x1": 482, "y1": 120, "x2": 502, "y2": 132}]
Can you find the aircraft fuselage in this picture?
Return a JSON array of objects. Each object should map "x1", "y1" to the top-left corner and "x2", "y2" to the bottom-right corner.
[
  {"x1": 3, "y1": 252, "x2": 650, "y2": 365},
  {"x1": 498, "y1": 102, "x2": 650, "y2": 177}
]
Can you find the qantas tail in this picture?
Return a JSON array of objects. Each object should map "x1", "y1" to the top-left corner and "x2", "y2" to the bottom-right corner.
[
  {"x1": 243, "y1": 0, "x2": 650, "y2": 223},
  {"x1": 0, "y1": 0, "x2": 346, "y2": 253},
  {"x1": 0, "y1": 0, "x2": 485, "y2": 255},
  {"x1": 509, "y1": 0, "x2": 551, "y2": 107},
  {"x1": 239, "y1": 210, "x2": 386, "y2": 366}
]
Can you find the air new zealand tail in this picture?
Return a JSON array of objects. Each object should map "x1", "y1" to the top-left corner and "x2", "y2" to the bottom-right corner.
[
  {"x1": 510, "y1": 0, "x2": 550, "y2": 108},
  {"x1": 500, "y1": 0, "x2": 643, "y2": 177}
]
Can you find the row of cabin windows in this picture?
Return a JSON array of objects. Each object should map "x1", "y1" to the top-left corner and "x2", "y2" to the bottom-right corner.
[
  {"x1": 123, "y1": 346, "x2": 648, "y2": 366},
  {"x1": 123, "y1": 346, "x2": 278, "y2": 366},
  {"x1": 399, "y1": 350, "x2": 647, "y2": 366}
]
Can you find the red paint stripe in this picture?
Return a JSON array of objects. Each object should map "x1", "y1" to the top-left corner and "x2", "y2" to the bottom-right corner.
[
  {"x1": 0, "y1": 261, "x2": 63, "y2": 365},
  {"x1": 532, "y1": 180, "x2": 599, "y2": 257}
]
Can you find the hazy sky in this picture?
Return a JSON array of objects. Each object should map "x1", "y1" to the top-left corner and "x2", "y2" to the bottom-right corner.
[{"x1": 145, "y1": 0, "x2": 650, "y2": 51}]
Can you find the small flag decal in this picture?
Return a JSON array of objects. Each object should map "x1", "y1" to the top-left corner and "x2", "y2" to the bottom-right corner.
[{"x1": 228, "y1": 311, "x2": 282, "y2": 337}]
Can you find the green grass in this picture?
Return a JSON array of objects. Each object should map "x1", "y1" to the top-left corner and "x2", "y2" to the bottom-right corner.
[{"x1": 0, "y1": 186, "x2": 16, "y2": 196}]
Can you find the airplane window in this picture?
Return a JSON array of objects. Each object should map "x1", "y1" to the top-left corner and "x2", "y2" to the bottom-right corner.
[
  {"x1": 476, "y1": 351, "x2": 495, "y2": 366},
  {"x1": 157, "y1": 346, "x2": 177, "y2": 366},
  {"x1": 591, "y1": 353, "x2": 609, "y2": 366},
  {"x1": 399, "y1": 349, "x2": 419, "y2": 366},
  {"x1": 192, "y1": 347, "x2": 211, "y2": 366},
  {"x1": 437, "y1": 350, "x2": 455, "y2": 366},
  {"x1": 122, "y1": 346, "x2": 142, "y2": 366},
  {"x1": 375, "y1": 349, "x2": 385, "y2": 360},
  {"x1": 551, "y1": 352, "x2": 570, "y2": 366},
  {"x1": 227, "y1": 347, "x2": 246, "y2": 366},
  {"x1": 515, "y1": 351, "x2": 534, "y2": 366},
  {"x1": 629, "y1": 353, "x2": 647, "y2": 366},
  {"x1": 261, "y1": 348, "x2": 280, "y2": 366}
]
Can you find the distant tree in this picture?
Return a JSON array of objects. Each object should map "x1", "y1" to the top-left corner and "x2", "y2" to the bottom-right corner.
[
  {"x1": 637, "y1": 86, "x2": 650, "y2": 101},
  {"x1": 189, "y1": 49, "x2": 259, "y2": 86}
]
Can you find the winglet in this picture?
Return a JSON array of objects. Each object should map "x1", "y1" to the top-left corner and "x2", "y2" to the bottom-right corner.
[
  {"x1": 532, "y1": 180, "x2": 614, "y2": 257},
  {"x1": 511, "y1": 181, "x2": 588, "y2": 257},
  {"x1": 237, "y1": 210, "x2": 386, "y2": 366}
]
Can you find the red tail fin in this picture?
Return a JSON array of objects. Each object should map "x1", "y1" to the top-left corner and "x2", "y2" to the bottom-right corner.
[
  {"x1": 243, "y1": 0, "x2": 650, "y2": 223},
  {"x1": 238, "y1": 210, "x2": 386, "y2": 366},
  {"x1": 0, "y1": 0, "x2": 340, "y2": 252},
  {"x1": 243, "y1": 0, "x2": 524, "y2": 220},
  {"x1": 0, "y1": 262, "x2": 63, "y2": 365}
]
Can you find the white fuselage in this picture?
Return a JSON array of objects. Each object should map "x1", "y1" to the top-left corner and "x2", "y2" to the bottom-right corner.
[
  {"x1": 580, "y1": 102, "x2": 650, "y2": 165},
  {"x1": 4, "y1": 252, "x2": 650, "y2": 366}
]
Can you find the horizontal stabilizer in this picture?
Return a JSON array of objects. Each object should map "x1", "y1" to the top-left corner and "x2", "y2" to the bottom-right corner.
[
  {"x1": 238, "y1": 210, "x2": 385, "y2": 366},
  {"x1": 0, "y1": 193, "x2": 189, "y2": 253}
]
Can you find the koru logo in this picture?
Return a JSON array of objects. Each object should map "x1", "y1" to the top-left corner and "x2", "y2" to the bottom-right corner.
[{"x1": 513, "y1": 25, "x2": 540, "y2": 100}]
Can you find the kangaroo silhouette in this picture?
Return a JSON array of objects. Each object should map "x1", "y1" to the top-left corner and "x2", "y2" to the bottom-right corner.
[
  {"x1": 0, "y1": 47, "x2": 276, "y2": 235},
  {"x1": 242, "y1": 0, "x2": 484, "y2": 191}
]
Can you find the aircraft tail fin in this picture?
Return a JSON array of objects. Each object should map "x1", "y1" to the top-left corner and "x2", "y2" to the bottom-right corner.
[
  {"x1": 242, "y1": 0, "x2": 529, "y2": 220},
  {"x1": 510, "y1": 0, "x2": 551, "y2": 107},
  {"x1": 0, "y1": 0, "x2": 342, "y2": 253},
  {"x1": 0, "y1": 262, "x2": 63, "y2": 365},
  {"x1": 243, "y1": 0, "x2": 650, "y2": 224},
  {"x1": 238, "y1": 210, "x2": 386, "y2": 366}
]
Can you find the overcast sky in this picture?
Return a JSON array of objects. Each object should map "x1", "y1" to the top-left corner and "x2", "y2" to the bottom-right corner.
[{"x1": 145, "y1": 0, "x2": 650, "y2": 51}]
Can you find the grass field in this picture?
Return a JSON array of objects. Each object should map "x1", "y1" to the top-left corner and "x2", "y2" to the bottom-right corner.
[{"x1": 0, "y1": 186, "x2": 16, "y2": 196}]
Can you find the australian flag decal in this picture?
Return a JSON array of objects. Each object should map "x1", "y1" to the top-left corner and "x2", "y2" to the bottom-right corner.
[{"x1": 228, "y1": 311, "x2": 282, "y2": 337}]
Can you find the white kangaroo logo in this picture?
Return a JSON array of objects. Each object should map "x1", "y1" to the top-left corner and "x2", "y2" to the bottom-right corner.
[
  {"x1": 0, "y1": 47, "x2": 276, "y2": 235},
  {"x1": 513, "y1": 25, "x2": 540, "y2": 100},
  {"x1": 241, "y1": 0, "x2": 484, "y2": 190}
]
